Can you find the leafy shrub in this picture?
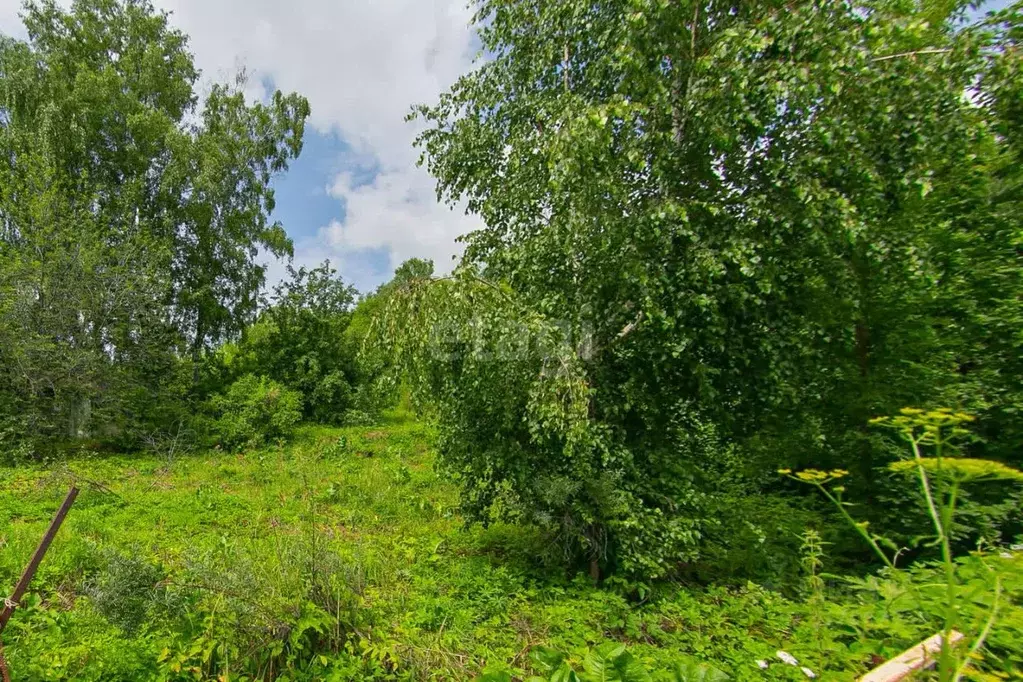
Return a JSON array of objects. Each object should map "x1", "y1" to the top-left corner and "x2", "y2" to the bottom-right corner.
[
  {"x1": 85, "y1": 549, "x2": 167, "y2": 635},
  {"x1": 375, "y1": 274, "x2": 726, "y2": 579},
  {"x1": 397, "y1": 0, "x2": 1023, "y2": 586},
  {"x1": 0, "y1": 433, "x2": 35, "y2": 467},
  {"x1": 203, "y1": 375, "x2": 302, "y2": 450},
  {"x1": 875, "y1": 471, "x2": 1023, "y2": 554},
  {"x1": 866, "y1": 412, "x2": 1023, "y2": 556},
  {"x1": 690, "y1": 493, "x2": 827, "y2": 591},
  {"x1": 210, "y1": 263, "x2": 379, "y2": 426},
  {"x1": 163, "y1": 533, "x2": 366, "y2": 679},
  {"x1": 309, "y1": 370, "x2": 354, "y2": 423}
]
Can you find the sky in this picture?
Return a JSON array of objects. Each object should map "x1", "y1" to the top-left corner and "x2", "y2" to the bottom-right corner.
[
  {"x1": 0, "y1": 0, "x2": 1013, "y2": 292},
  {"x1": 0, "y1": 0, "x2": 484, "y2": 293}
]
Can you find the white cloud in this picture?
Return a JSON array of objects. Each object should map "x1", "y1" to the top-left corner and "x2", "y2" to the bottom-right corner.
[
  {"x1": 0, "y1": 2, "x2": 26, "y2": 40},
  {"x1": 152, "y1": 0, "x2": 481, "y2": 284},
  {"x1": 0, "y1": 0, "x2": 482, "y2": 287},
  {"x1": 323, "y1": 166, "x2": 476, "y2": 269}
]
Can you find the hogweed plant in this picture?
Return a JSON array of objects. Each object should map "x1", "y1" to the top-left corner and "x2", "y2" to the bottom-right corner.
[{"x1": 782, "y1": 409, "x2": 1023, "y2": 681}]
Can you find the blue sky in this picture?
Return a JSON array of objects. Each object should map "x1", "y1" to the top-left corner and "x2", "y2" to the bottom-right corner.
[
  {"x1": 268, "y1": 127, "x2": 393, "y2": 290},
  {"x1": 269, "y1": 128, "x2": 349, "y2": 245}
]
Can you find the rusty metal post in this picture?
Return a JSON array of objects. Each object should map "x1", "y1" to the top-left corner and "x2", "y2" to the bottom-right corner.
[
  {"x1": 0, "y1": 486, "x2": 79, "y2": 634},
  {"x1": 0, "y1": 639, "x2": 9, "y2": 682}
]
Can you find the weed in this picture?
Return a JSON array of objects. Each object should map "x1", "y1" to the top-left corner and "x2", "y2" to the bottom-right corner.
[
  {"x1": 784, "y1": 409, "x2": 1023, "y2": 681},
  {"x1": 84, "y1": 548, "x2": 167, "y2": 636}
]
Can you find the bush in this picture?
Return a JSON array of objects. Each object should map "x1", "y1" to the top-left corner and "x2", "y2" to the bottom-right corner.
[
  {"x1": 309, "y1": 370, "x2": 354, "y2": 424},
  {"x1": 204, "y1": 375, "x2": 303, "y2": 450},
  {"x1": 210, "y1": 263, "x2": 375, "y2": 426},
  {"x1": 874, "y1": 471, "x2": 1023, "y2": 555},
  {"x1": 690, "y1": 493, "x2": 828, "y2": 591},
  {"x1": 85, "y1": 549, "x2": 167, "y2": 636},
  {"x1": 165, "y1": 533, "x2": 365, "y2": 679}
]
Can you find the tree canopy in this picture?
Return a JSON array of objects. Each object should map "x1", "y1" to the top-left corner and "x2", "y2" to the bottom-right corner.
[
  {"x1": 0, "y1": 0, "x2": 309, "y2": 450},
  {"x1": 395, "y1": 0, "x2": 1023, "y2": 577}
]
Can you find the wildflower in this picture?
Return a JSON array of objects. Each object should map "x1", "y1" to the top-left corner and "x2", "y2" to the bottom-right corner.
[
  {"x1": 889, "y1": 458, "x2": 1023, "y2": 483},
  {"x1": 778, "y1": 468, "x2": 792, "y2": 475},
  {"x1": 756, "y1": 660, "x2": 769, "y2": 670},
  {"x1": 801, "y1": 667, "x2": 816, "y2": 678},
  {"x1": 777, "y1": 651, "x2": 799, "y2": 666},
  {"x1": 795, "y1": 470, "x2": 829, "y2": 483}
]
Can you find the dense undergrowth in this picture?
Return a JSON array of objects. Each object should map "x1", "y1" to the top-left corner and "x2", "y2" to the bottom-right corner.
[{"x1": 2, "y1": 411, "x2": 1020, "y2": 681}]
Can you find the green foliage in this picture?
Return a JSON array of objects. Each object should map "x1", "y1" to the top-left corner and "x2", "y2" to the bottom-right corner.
[
  {"x1": 322, "y1": 435, "x2": 349, "y2": 459},
  {"x1": 0, "y1": 0, "x2": 309, "y2": 453},
  {"x1": 689, "y1": 493, "x2": 825, "y2": 591},
  {"x1": 202, "y1": 374, "x2": 302, "y2": 450},
  {"x1": 347, "y1": 257, "x2": 438, "y2": 410},
  {"x1": 341, "y1": 409, "x2": 377, "y2": 427},
  {"x1": 211, "y1": 261, "x2": 383, "y2": 425},
  {"x1": 787, "y1": 409, "x2": 1023, "y2": 680},
  {"x1": 2, "y1": 413, "x2": 1022, "y2": 681},
  {"x1": 672, "y1": 659, "x2": 731, "y2": 682},
  {"x1": 374, "y1": 269, "x2": 712, "y2": 578},
  {"x1": 825, "y1": 553, "x2": 1023, "y2": 682},
  {"x1": 2, "y1": 0, "x2": 1023, "y2": 680},
  {"x1": 85, "y1": 548, "x2": 168, "y2": 636},
  {"x1": 876, "y1": 475, "x2": 1023, "y2": 554},
  {"x1": 399, "y1": 0, "x2": 1023, "y2": 579},
  {"x1": 526, "y1": 642, "x2": 658, "y2": 682},
  {"x1": 872, "y1": 408, "x2": 1023, "y2": 551},
  {"x1": 169, "y1": 81, "x2": 308, "y2": 364}
]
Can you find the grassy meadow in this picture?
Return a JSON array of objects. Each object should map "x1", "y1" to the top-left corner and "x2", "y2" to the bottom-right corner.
[{"x1": 1, "y1": 412, "x2": 1020, "y2": 681}]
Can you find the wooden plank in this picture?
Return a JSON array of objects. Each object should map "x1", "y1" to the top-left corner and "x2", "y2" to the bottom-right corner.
[{"x1": 859, "y1": 631, "x2": 965, "y2": 682}]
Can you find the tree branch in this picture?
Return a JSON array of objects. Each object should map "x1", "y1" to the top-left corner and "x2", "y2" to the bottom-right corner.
[
  {"x1": 616, "y1": 311, "x2": 644, "y2": 341},
  {"x1": 871, "y1": 48, "x2": 953, "y2": 62}
]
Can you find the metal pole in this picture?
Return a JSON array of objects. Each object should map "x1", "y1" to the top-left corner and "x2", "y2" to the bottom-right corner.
[{"x1": 0, "y1": 486, "x2": 79, "y2": 634}]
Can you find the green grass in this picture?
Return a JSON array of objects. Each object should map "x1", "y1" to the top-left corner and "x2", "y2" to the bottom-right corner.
[{"x1": 1, "y1": 412, "x2": 1020, "y2": 681}]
